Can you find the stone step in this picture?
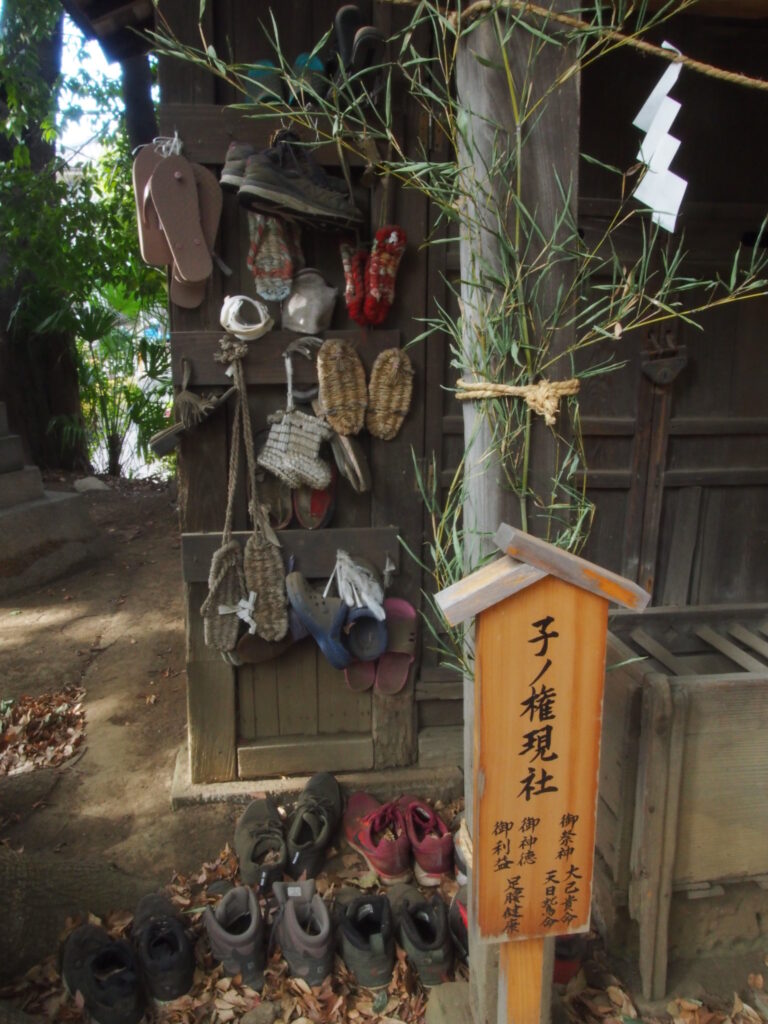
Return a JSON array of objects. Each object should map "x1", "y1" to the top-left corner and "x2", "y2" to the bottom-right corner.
[
  {"x1": 0, "y1": 466, "x2": 45, "y2": 509},
  {"x1": 0, "y1": 403, "x2": 8, "y2": 437},
  {"x1": 0, "y1": 491, "x2": 96, "y2": 597},
  {"x1": 0, "y1": 434, "x2": 24, "y2": 474}
]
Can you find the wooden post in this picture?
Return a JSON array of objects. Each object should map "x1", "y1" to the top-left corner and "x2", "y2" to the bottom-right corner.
[{"x1": 437, "y1": 525, "x2": 648, "y2": 1024}]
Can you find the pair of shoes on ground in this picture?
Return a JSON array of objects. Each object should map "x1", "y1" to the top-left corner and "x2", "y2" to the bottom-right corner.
[
  {"x1": 340, "y1": 226, "x2": 408, "y2": 327},
  {"x1": 221, "y1": 131, "x2": 362, "y2": 228},
  {"x1": 234, "y1": 773, "x2": 342, "y2": 890},
  {"x1": 344, "y1": 793, "x2": 453, "y2": 886},
  {"x1": 133, "y1": 143, "x2": 222, "y2": 310},
  {"x1": 62, "y1": 894, "x2": 194, "y2": 1024}
]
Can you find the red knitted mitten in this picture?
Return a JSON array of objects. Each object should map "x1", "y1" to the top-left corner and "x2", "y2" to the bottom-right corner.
[{"x1": 363, "y1": 225, "x2": 407, "y2": 326}]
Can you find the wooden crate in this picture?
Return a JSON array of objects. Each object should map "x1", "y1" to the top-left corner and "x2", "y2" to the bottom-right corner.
[{"x1": 595, "y1": 604, "x2": 768, "y2": 998}]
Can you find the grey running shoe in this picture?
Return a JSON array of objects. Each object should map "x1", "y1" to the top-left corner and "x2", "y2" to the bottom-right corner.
[
  {"x1": 286, "y1": 772, "x2": 343, "y2": 879},
  {"x1": 238, "y1": 131, "x2": 362, "y2": 225},
  {"x1": 235, "y1": 796, "x2": 288, "y2": 890},
  {"x1": 337, "y1": 892, "x2": 395, "y2": 989},
  {"x1": 272, "y1": 879, "x2": 333, "y2": 986},
  {"x1": 62, "y1": 923, "x2": 144, "y2": 1024},
  {"x1": 203, "y1": 885, "x2": 265, "y2": 989},
  {"x1": 389, "y1": 883, "x2": 454, "y2": 986},
  {"x1": 220, "y1": 141, "x2": 258, "y2": 190},
  {"x1": 133, "y1": 893, "x2": 194, "y2": 1001}
]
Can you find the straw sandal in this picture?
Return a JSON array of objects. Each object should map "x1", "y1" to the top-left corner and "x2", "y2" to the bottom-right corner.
[
  {"x1": 316, "y1": 338, "x2": 367, "y2": 436},
  {"x1": 366, "y1": 348, "x2": 414, "y2": 441}
]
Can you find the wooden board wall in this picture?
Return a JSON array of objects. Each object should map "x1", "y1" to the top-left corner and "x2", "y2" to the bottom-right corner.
[{"x1": 157, "y1": 0, "x2": 428, "y2": 781}]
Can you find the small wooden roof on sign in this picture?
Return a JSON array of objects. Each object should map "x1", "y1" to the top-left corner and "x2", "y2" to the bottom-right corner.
[{"x1": 435, "y1": 523, "x2": 650, "y2": 627}]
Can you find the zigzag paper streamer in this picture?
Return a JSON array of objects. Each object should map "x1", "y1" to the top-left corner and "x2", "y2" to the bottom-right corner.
[{"x1": 632, "y1": 42, "x2": 687, "y2": 232}]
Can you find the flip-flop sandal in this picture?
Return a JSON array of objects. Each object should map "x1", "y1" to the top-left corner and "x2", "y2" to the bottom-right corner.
[
  {"x1": 257, "y1": 472, "x2": 294, "y2": 530},
  {"x1": 375, "y1": 597, "x2": 417, "y2": 695},
  {"x1": 285, "y1": 571, "x2": 351, "y2": 670},
  {"x1": 169, "y1": 163, "x2": 223, "y2": 307},
  {"x1": 334, "y1": 5, "x2": 363, "y2": 71},
  {"x1": 344, "y1": 605, "x2": 388, "y2": 662},
  {"x1": 132, "y1": 146, "x2": 172, "y2": 267},
  {"x1": 344, "y1": 660, "x2": 376, "y2": 692},
  {"x1": 293, "y1": 465, "x2": 337, "y2": 530},
  {"x1": 244, "y1": 58, "x2": 282, "y2": 103},
  {"x1": 150, "y1": 154, "x2": 212, "y2": 283},
  {"x1": 170, "y1": 273, "x2": 207, "y2": 309}
]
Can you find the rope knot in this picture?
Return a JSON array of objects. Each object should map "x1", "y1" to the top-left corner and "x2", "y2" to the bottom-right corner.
[{"x1": 455, "y1": 377, "x2": 580, "y2": 426}]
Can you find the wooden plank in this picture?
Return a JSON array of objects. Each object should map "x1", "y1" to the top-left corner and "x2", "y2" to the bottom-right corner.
[
  {"x1": 418, "y1": 700, "x2": 463, "y2": 729},
  {"x1": 659, "y1": 487, "x2": 702, "y2": 606},
  {"x1": 494, "y1": 524, "x2": 650, "y2": 612},
  {"x1": 418, "y1": 726, "x2": 464, "y2": 768},
  {"x1": 238, "y1": 733, "x2": 373, "y2": 777},
  {"x1": 628, "y1": 676, "x2": 672, "y2": 1000},
  {"x1": 187, "y1": 661, "x2": 236, "y2": 783},
  {"x1": 181, "y1": 527, "x2": 400, "y2": 583},
  {"x1": 177, "y1": 387, "x2": 228, "y2": 533},
  {"x1": 474, "y1": 578, "x2": 608, "y2": 941},
  {"x1": 728, "y1": 624, "x2": 768, "y2": 662},
  {"x1": 638, "y1": 380, "x2": 672, "y2": 599},
  {"x1": 595, "y1": 798, "x2": 621, "y2": 884},
  {"x1": 435, "y1": 557, "x2": 547, "y2": 627},
  {"x1": 580, "y1": 417, "x2": 637, "y2": 436},
  {"x1": 317, "y1": 654, "x2": 371, "y2": 734},
  {"x1": 238, "y1": 664, "x2": 257, "y2": 740},
  {"x1": 237, "y1": 662, "x2": 281, "y2": 741},
  {"x1": 277, "y1": 643, "x2": 318, "y2": 737},
  {"x1": 664, "y1": 467, "x2": 768, "y2": 486},
  {"x1": 695, "y1": 625, "x2": 767, "y2": 673},
  {"x1": 157, "y1": 103, "x2": 365, "y2": 167},
  {"x1": 668, "y1": 416, "x2": 768, "y2": 436},
  {"x1": 415, "y1": 678, "x2": 464, "y2": 701},
  {"x1": 185, "y1": 583, "x2": 220, "y2": 663},
  {"x1": 170, "y1": 329, "x2": 400, "y2": 387},
  {"x1": 621, "y1": 370, "x2": 654, "y2": 583},
  {"x1": 630, "y1": 628, "x2": 686, "y2": 676},
  {"x1": 155, "y1": 0, "x2": 215, "y2": 105},
  {"x1": 498, "y1": 938, "x2": 550, "y2": 1024}
]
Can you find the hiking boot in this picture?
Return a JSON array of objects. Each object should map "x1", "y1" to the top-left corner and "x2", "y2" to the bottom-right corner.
[
  {"x1": 203, "y1": 885, "x2": 266, "y2": 989},
  {"x1": 337, "y1": 893, "x2": 395, "y2": 989},
  {"x1": 397, "y1": 796, "x2": 453, "y2": 886},
  {"x1": 389, "y1": 884, "x2": 454, "y2": 986},
  {"x1": 286, "y1": 772, "x2": 343, "y2": 879},
  {"x1": 235, "y1": 796, "x2": 288, "y2": 890},
  {"x1": 448, "y1": 885, "x2": 469, "y2": 964},
  {"x1": 62, "y1": 923, "x2": 144, "y2": 1024},
  {"x1": 220, "y1": 141, "x2": 258, "y2": 190},
  {"x1": 272, "y1": 880, "x2": 333, "y2": 986},
  {"x1": 343, "y1": 792, "x2": 411, "y2": 884},
  {"x1": 133, "y1": 893, "x2": 194, "y2": 1002},
  {"x1": 238, "y1": 131, "x2": 362, "y2": 226}
]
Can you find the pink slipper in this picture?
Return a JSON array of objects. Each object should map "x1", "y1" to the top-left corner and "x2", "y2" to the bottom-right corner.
[
  {"x1": 344, "y1": 660, "x2": 376, "y2": 692},
  {"x1": 374, "y1": 598, "x2": 417, "y2": 695}
]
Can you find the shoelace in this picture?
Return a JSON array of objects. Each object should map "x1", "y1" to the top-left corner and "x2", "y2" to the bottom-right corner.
[{"x1": 362, "y1": 799, "x2": 404, "y2": 838}]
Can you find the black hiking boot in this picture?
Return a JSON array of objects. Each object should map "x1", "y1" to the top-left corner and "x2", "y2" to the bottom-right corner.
[
  {"x1": 389, "y1": 883, "x2": 454, "y2": 986},
  {"x1": 62, "y1": 923, "x2": 144, "y2": 1024},
  {"x1": 286, "y1": 771, "x2": 343, "y2": 879},
  {"x1": 337, "y1": 892, "x2": 395, "y2": 989}
]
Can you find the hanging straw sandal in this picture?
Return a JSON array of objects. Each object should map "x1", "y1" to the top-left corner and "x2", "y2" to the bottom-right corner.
[
  {"x1": 149, "y1": 358, "x2": 236, "y2": 457},
  {"x1": 316, "y1": 338, "x2": 367, "y2": 436},
  {"x1": 365, "y1": 348, "x2": 414, "y2": 440}
]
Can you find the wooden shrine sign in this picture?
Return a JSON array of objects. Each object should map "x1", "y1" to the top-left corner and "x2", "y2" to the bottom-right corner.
[{"x1": 435, "y1": 525, "x2": 649, "y2": 1022}]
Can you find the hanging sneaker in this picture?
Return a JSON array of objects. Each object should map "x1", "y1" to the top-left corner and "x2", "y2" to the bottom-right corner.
[
  {"x1": 397, "y1": 795, "x2": 453, "y2": 886},
  {"x1": 343, "y1": 792, "x2": 411, "y2": 884},
  {"x1": 220, "y1": 141, "x2": 258, "y2": 190},
  {"x1": 389, "y1": 883, "x2": 454, "y2": 986},
  {"x1": 448, "y1": 885, "x2": 469, "y2": 965},
  {"x1": 337, "y1": 892, "x2": 395, "y2": 989},
  {"x1": 234, "y1": 796, "x2": 288, "y2": 890},
  {"x1": 203, "y1": 885, "x2": 266, "y2": 989},
  {"x1": 133, "y1": 893, "x2": 194, "y2": 1002},
  {"x1": 286, "y1": 772, "x2": 343, "y2": 879},
  {"x1": 62, "y1": 923, "x2": 144, "y2": 1024},
  {"x1": 272, "y1": 880, "x2": 334, "y2": 986}
]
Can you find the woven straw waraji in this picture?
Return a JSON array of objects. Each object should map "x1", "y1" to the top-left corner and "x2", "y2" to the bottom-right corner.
[
  {"x1": 200, "y1": 540, "x2": 247, "y2": 652},
  {"x1": 317, "y1": 338, "x2": 367, "y2": 436},
  {"x1": 257, "y1": 407, "x2": 333, "y2": 490},
  {"x1": 365, "y1": 348, "x2": 415, "y2": 440},
  {"x1": 244, "y1": 522, "x2": 288, "y2": 642}
]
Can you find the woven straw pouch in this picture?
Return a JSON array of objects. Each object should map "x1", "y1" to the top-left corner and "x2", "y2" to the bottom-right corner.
[
  {"x1": 366, "y1": 348, "x2": 415, "y2": 441},
  {"x1": 244, "y1": 519, "x2": 288, "y2": 642},
  {"x1": 257, "y1": 407, "x2": 333, "y2": 490},
  {"x1": 200, "y1": 540, "x2": 247, "y2": 652},
  {"x1": 317, "y1": 338, "x2": 367, "y2": 436}
]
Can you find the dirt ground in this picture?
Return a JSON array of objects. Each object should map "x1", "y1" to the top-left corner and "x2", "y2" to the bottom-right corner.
[{"x1": 0, "y1": 478, "x2": 234, "y2": 880}]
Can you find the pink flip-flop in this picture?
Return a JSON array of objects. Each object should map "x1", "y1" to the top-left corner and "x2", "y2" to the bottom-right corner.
[{"x1": 374, "y1": 598, "x2": 417, "y2": 695}]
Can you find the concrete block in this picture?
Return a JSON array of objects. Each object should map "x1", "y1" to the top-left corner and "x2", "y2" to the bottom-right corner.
[
  {"x1": 425, "y1": 981, "x2": 472, "y2": 1024},
  {"x1": 0, "y1": 434, "x2": 24, "y2": 473},
  {"x1": 0, "y1": 466, "x2": 45, "y2": 509},
  {"x1": 0, "y1": 403, "x2": 8, "y2": 436}
]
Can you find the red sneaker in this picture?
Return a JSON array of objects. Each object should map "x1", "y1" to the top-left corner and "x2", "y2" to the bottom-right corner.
[
  {"x1": 397, "y1": 796, "x2": 453, "y2": 886},
  {"x1": 343, "y1": 792, "x2": 412, "y2": 884}
]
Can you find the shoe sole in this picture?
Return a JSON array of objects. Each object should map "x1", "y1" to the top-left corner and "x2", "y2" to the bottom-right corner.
[
  {"x1": 345, "y1": 834, "x2": 412, "y2": 885},
  {"x1": 238, "y1": 179, "x2": 362, "y2": 225},
  {"x1": 413, "y1": 860, "x2": 443, "y2": 887},
  {"x1": 220, "y1": 172, "x2": 244, "y2": 190}
]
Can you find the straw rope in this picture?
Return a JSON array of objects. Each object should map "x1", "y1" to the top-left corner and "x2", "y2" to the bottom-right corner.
[
  {"x1": 380, "y1": 0, "x2": 768, "y2": 94},
  {"x1": 455, "y1": 377, "x2": 580, "y2": 426}
]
